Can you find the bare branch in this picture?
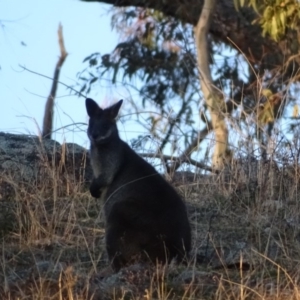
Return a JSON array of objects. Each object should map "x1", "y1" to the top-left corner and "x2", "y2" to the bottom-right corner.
[
  {"x1": 139, "y1": 123, "x2": 213, "y2": 173},
  {"x1": 42, "y1": 23, "x2": 68, "y2": 139},
  {"x1": 139, "y1": 148, "x2": 215, "y2": 173},
  {"x1": 169, "y1": 123, "x2": 212, "y2": 172},
  {"x1": 20, "y1": 66, "x2": 84, "y2": 96}
]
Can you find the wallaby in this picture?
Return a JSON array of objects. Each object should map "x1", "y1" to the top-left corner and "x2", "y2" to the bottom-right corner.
[{"x1": 86, "y1": 98, "x2": 191, "y2": 272}]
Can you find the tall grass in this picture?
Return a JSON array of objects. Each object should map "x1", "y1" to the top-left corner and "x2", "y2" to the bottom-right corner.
[{"x1": 1, "y1": 126, "x2": 300, "y2": 299}]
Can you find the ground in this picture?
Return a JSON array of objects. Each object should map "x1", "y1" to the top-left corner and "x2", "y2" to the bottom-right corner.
[{"x1": 1, "y1": 148, "x2": 300, "y2": 299}]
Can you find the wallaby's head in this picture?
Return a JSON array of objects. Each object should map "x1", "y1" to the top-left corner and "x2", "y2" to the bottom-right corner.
[{"x1": 86, "y1": 98, "x2": 123, "y2": 145}]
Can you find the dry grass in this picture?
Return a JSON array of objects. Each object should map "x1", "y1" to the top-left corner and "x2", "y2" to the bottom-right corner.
[{"x1": 1, "y1": 142, "x2": 300, "y2": 299}]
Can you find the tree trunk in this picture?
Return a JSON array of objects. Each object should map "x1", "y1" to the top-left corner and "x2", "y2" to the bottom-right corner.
[{"x1": 195, "y1": 0, "x2": 228, "y2": 170}]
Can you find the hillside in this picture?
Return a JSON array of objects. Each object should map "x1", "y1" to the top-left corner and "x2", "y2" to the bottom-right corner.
[{"x1": 1, "y1": 133, "x2": 300, "y2": 299}]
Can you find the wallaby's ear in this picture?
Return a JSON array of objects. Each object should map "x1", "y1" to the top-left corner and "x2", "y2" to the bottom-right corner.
[
  {"x1": 86, "y1": 98, "x2": 101, "y2": 117},
  {"x1": 105, "y1": 100, "x2": 123, "y2": 119}
]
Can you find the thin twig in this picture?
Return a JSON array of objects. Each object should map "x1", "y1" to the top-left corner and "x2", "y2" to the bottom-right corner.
[
  {"x1": 168, "y1": 123, "x2": 213, "y2": 172},
  {"x1": 139, "y1": 132, "x2": 217, "y2": 173}
]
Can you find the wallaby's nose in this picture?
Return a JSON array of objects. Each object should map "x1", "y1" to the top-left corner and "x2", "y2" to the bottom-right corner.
[{"x1": 88, "y1": 129, "x2": 98, "y2": 141}]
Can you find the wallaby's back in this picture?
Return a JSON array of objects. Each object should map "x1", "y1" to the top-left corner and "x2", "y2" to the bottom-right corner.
[{"x1": 86, "y1": 98, "x2": 191, "y2": 271}]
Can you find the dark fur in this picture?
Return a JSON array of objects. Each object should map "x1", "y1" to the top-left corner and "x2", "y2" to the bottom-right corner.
[{"x1": 86, "y1": 98, "x2": 191, "y2": 272}]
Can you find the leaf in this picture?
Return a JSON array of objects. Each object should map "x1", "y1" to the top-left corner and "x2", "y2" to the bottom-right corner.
[
  {"x1": 262, "y1": 89, "x2": 273, "y2": 98},
  {"x1": 263, "y1": 6, "x2": 274, "y2": 20},
  {"x1": 292, "y1": 104, "x2": 299, "y2": 118},
  {"x1": 271, "y1": 15, "x2": 279, "y2": 40},
  {"x1": 89, "y1": 58, "x2": 98, "y2": 66},
  {"x1": 262, "y1": 21, "x2": 269, "y2": 37},
  {"x1": 112, "y1": 62, "x2": 120, "y2": 84},
  {"x1": 90, "y1": 77, "x2": 98, "y2": 84},
  {"x1": 233, "y1": 0, "x2": 240, "y2": 11},
  {"x1": 279, "y1": 10, "x2": 286, "y2": 28},
  {"x1": 251, "y1": 0, "x2": 260, "y2": 13},
  {"x1": 258, "y1": 101, "x2": 275, "y2": 124},
  {"x1": 83, "y1": 52, "x2": 100, "y2": 63},
  {"x1": 82, "y1": 54, "x2": 92, "y2": 63},
  {"x1": 79, "y1": 84, "x2": 86, "y2": 93},
  {"x1": 287, "y1": 3, "x2": 296, "y2": 16}
]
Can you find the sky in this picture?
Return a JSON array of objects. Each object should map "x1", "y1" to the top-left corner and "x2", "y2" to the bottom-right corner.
[
  {"x1": 1, "y1": 0, "x2": 122, "y2": 148},
  {"x1": 0, "y1": 0, "x2": 210, "y2": 167},
  {"x1": 2, "y1": 1, "x2": 297, "y2": 165}
]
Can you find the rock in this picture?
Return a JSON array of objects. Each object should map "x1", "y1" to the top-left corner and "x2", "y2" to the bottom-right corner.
[
  {"x1": 0, "y1": 132, "x2": 93, "y2": 236},
  {"x1": 0, "y1": 132, "x2": 93, "y2": 199}
]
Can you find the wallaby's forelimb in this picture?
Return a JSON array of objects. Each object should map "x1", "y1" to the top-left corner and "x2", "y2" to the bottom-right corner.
[
  {"x1": 89, "y1": 173, "x2": 112, "y2": 198},
  {"x1": 89, "y1": 143, "x2": 122, "y2": 198}
]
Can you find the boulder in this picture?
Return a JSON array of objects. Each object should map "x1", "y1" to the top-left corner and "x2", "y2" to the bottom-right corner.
[{"x1": 0, "y1": 132, "x2": 92, "y2": 198}]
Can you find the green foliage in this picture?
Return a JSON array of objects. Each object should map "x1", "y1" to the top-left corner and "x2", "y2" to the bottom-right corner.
[
  {"x1": 76, "y1": 5, "x2": 298, "y2": 166},
  {"x1": 236, "y1": 0, "x2": 300, "y2": 41},
  {"x1": 258, "y1": 89, "x2": 276, "y2": 125},
  {"x1": 78, "y1": 8, "x2": 254, "y2": 159},
  {"x1": 78, "y1": 8, "x2": 206, "y2": 155}
]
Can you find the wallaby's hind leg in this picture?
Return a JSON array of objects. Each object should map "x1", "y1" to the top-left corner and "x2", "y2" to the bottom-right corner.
[
  {"x1": 105, "y1": 199, "x2": 184, "y2": 270},
  {"x1": 105, "y1": 225, "x2": 127, "y2": 272},
  {"x1": 105, "y1": 223, "x2": 143, "y2": 271},
  {"x1": 105, "y1": 199, "x2": 155, "y2": 271}
]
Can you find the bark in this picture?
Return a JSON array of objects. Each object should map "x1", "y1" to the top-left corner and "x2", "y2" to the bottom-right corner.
[
  {"x1": 195, "y1": 0, "x2": 228, "y2": 170},
  {"x1": 81, "y1": 0, "x2": 300, "y2": 77},
  {"x1": 42, "y1": 24, "x2": 68, "y2": 139}
]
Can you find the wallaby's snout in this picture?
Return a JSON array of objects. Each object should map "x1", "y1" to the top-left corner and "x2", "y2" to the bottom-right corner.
[{"x1": 87, "y1": 121, "x2": 113, "y2": 144}]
